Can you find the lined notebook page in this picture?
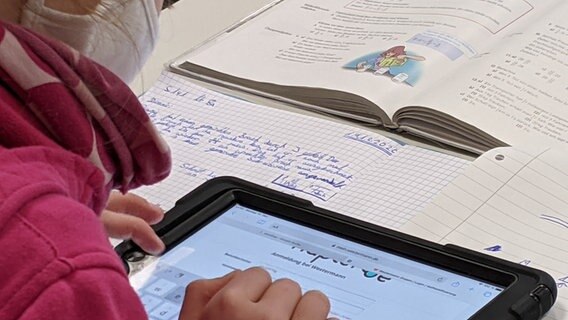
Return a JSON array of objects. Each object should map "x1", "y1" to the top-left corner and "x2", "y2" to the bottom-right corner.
[
  {"x1": 401, "y1": 146, "x2": 568, "y2": 319},
  {"x1": 134, "y1": 72, "x2": 469, "y2": 229}
]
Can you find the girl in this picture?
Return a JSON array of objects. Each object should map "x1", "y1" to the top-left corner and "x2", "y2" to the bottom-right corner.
[{"x1": 0, "y1": 1, "x2": 331, "y2": 319}]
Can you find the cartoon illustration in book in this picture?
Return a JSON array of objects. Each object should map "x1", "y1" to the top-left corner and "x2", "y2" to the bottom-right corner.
[{"x1": 344, "y1": 46, "x2": 426, "y2": 86}]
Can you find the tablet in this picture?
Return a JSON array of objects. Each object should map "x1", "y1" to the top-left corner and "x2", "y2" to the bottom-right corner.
[{"x1": 116, "y1": 177, "x2": 556, "y2": 320}]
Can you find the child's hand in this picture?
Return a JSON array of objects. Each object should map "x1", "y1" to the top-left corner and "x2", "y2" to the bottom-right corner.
[
  {"x1": 179, "y1": 267, "x2": 335, "y2": 320},
  {"x1": 101, "y1": 191, "x2": 165, "y2": 254}
]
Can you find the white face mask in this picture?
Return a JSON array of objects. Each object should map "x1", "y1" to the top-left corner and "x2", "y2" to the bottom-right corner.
[{"x1": 21, "y1": 0, "x2": 159, "y2": 84}]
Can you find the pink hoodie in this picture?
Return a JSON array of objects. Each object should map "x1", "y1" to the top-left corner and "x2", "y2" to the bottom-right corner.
[
  {"x1": 0, "y1": 146, "x2": 149, "y2": 319},
  {"x1": 0, "y1": 21, "x2": 171, "y2": 319}
]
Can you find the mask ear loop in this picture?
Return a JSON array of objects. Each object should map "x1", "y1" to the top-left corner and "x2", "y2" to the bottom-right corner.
[{"x1": 117, "y1": 0, "x2": 160, "y2": 87}]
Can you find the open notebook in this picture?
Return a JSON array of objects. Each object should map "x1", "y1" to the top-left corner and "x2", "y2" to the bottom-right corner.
[
  {"x1": 401, "y1": 146, "x2": 568, "y2": 319},
  {"x1": 133, "y1": 71, "x2": 469, "y2": 229}
]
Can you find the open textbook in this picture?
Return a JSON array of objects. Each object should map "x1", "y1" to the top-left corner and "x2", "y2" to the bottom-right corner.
[
  {"x1": 170, "y1": 0, "x2": 568, "y2": 154},
  {"x1": 401, "y1": 146, "x2": 568, "y2": 319},
  {"x1": 133, "y1": 71, "x2": 469, "y2": 229}
]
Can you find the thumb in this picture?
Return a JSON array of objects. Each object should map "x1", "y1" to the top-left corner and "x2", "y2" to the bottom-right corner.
[{"x1": 179, "y1": 271, "x2": 240, "y2": 319}]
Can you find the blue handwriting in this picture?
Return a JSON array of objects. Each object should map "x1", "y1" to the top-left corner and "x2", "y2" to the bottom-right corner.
[
  {"x1": 147, "y1": 97, "x2": 171, "y2": 108},
  {"x1": 146, "y1": 107, "x2": 356, "y2": 202},
  {"x1": 180, "y1": 163, "x2": 217, "y2": 180},
  {"x1": 194, "y1": 94, "x2": 217, "y2": 107},
  {"x1": 164, "y1": 86, "x2": 189, "y2": 97},
  {"x1": 344, "y1": 132, "x2": 399, "y2": 156},
  {"x1": 272, "y1": 174, "x2": 337, "y2": 201},
  {"x1": 557, "y1": 276, "x2": 568, "y2": 289}
]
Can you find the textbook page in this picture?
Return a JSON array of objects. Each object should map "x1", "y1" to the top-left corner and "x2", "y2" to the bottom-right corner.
[
  {"x1": 134, "y1": 72, "x2": 468, "y2": 229},
  {"x1": 407, "y1": 6, "x2": 568, "y2": 150},
  {"x1": 401, "y1": 146, "x2": 568, "y2": 319},
  {"x1": 180, "y1": 0, "x2": 554, "y2": 118}
]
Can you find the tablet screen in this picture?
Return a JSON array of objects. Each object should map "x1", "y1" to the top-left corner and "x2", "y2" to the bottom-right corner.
[{"x1": 130, "y1": 204, "x2": 503, "y2": 320}]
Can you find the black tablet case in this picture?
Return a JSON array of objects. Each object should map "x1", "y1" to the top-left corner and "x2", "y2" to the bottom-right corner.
[{"x1": 117, "y1": 177, "x2": 557, "y2": 320}]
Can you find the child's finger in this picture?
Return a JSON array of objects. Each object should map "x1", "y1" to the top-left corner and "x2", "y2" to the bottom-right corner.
[
  {"x1": 106, "y1": 192, "x2": 164, "y2": 224},
  {"x1": 101, "y1": 210, "x2": 165, "y2": 255}
]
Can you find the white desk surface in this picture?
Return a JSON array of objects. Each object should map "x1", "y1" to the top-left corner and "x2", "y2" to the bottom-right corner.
[{"x1": 132, "y1": 0, "x2": 475, "y2": 161}]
